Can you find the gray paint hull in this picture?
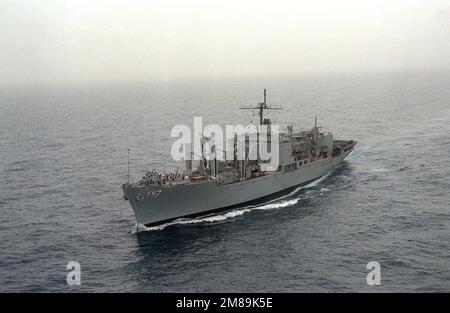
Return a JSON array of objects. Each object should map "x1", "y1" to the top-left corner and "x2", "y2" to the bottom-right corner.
[{"x1": 125, "y1": 150, "x2": 353, "y2": 226}]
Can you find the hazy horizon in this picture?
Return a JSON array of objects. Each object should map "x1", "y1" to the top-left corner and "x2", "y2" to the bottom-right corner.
[{"x1": 1, "y1": 0, "x2": 450, "y2": 87}]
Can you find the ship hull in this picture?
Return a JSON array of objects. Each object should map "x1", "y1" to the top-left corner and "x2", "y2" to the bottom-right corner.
[
  {"x1": 124, "y1": 148, "x2": 354, "y2": 227},
  {"x1": 140, "y1": 176, "x2": 320, "y2": 227}
]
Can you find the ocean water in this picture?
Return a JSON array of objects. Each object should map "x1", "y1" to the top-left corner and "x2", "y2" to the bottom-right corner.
[{"x1": 0, "y1": 71, "x2": 449, "y2": 292}]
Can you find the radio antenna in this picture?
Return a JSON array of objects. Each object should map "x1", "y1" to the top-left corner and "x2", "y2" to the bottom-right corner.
[
  {"x1": 127, "y1": 148, "x2": 130, "y2": 183},
  {"x1": 239, "y1": 89, "x2": 282, "y2": 125}
]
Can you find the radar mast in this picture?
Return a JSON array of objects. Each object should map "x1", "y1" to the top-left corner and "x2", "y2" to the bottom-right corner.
[{"x1": 239, "y1": 89, "x2": 283, "y2": 125}]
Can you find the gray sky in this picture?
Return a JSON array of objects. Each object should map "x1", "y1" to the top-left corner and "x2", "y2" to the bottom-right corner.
[{"x1": 1, "y1": 0, "x2": 450, "y2": 86}]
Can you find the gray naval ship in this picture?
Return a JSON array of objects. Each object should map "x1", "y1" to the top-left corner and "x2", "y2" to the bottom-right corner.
[{"x1": 122, "y1": 90, "x2": 357, "y2": 227}]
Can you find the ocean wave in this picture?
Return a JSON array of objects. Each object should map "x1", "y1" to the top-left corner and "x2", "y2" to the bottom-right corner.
[{"x1": 372, "y1": 168, "x2": 388, "y2": 172}]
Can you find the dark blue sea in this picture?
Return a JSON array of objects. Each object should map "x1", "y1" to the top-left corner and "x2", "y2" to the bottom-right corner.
[{"x1": 0, "y1": 71, "x2": 449, "y2": 292}]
